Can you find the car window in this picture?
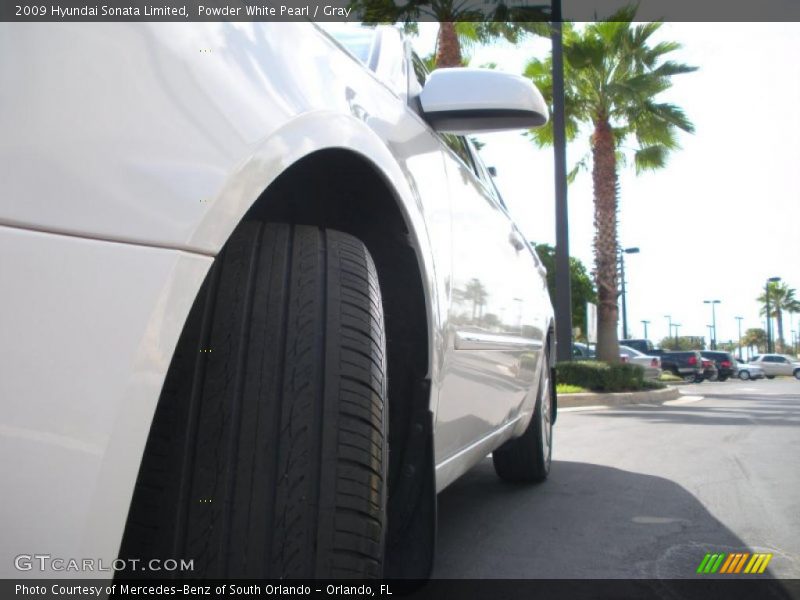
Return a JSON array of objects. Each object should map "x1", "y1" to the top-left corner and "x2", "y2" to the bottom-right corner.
[
  {"x1": 620, "y1": 345, "x2": 644, "y2": 357},
  {"x1": 324, "y1": 25, "x2": 377, "y2": 66},
  {"x1": 411, "y1": 51, "x2": 428, "y2": 88},
  {"x1": 764, "y1": 356, "x2": 779, "y2": 362},
  {"x1": 406, "y1": 50, "x2": 429, "y2": 100},
  {"x1": 440, "y1": 134, "x2": 478, "y2": 174}
]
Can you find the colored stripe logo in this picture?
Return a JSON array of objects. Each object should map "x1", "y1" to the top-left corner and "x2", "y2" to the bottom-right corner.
[{"x1": 696, "y1": 552, "x2": 772, "y2": 574}]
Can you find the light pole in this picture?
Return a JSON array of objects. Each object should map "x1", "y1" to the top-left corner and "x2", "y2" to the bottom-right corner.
[
  {"x1": 765, "y1": 276, "x2": 781, "y2": 353},
  {"x1": 551, "y1": 1, "x2": 572, "y2": 363},
  {"x1": 735, "y1": 316, "x2": 743, "y2": 358},
  {"x1": 672, "y1": 323, "x2": 681, "y2": 348},
  {"x1": 703, "y1": 300, "x2": 721, "y2": 350},
  {"x1": 641, "y1": 320, "x2": 650, "y2": 340},
  {"x1": 618, "y1": 246, "x2": 640, "y2": 340},
  {"x1": 706, "y1": 325, "x2": 714, "y2": 350},
  {"x1": 665, "y1": 315, "x2": 673, "y2": 347}
]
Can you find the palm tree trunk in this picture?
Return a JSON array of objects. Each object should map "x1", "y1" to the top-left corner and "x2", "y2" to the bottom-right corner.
[
  {"x1": 436, "y1": 22, "x2": 462, "y2": 68},
  {"x1": 591, "y1": 117, "x2": 620, "y2": 362},
  {"x1": 776, "y1": 309, "x2": 785, "y2": 352}
]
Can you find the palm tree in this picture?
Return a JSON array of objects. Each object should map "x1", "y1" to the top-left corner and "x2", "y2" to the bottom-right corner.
[
  {"x1": 757, "y1": 282, "x2": 800, "y2": 352},
  {"x1": 742, "y1": 328, "x2": 767, "y2": 354},
  {"x1": 349, "y1": 1, "x2": 549, "y2": 67},
  {"x1": 526, "y1": 7, "x2": 696, "y2": 361}
]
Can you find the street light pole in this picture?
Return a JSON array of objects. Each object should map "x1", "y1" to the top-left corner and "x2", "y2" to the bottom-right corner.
[
  {"x1": 618, "y1": 247, "x2": 640, "y2": 340},
  {"x1": 641, "y1": 320, "x2": 650, "y2": 340},
  {"x1": 672, "y1": 323, "x2": 681, "y2": 348},
  {"x1": 665, "y1": 315, "x2": 673, "y2": 347},
  {"x1": 551, "y1": 2, "x2": 572, "y2": 363},
  {"x1": 765, "y1": 277, "x2": 781, "y2": 353},
  {"x1": 706, "y1": 325, "x2": 714, "y2": 349},
  {"x1": 735, "y1": 316, "x2": 743, "y2": 358},
  {"x1": 703, "y1": 300, "x2": 720, "y2": 350}
]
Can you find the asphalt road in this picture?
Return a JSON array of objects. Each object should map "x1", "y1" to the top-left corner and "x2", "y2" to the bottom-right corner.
[{"x1": 432, "y1": 378, "x2": 800, "y2": 580}]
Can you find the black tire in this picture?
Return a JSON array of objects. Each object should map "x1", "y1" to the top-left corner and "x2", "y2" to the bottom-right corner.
[
  {"x1": 492, "y1": 349, "x2": 553, "y2": 483},
  {"x1": 120, "y1": 223, "x2": 387, "y2": 579},
  {"x1": 794, "y1": 369, "x2": 800, "y2": 380},
  {"x1": 739, "y1": 370, "x2": 751, "y2": 380},
  {"x1": 718, "y1": 375, "x2": 728, "y2": 382},
  {"x1": 767, "y1": 375, "x2": 776, "y2": 379}
]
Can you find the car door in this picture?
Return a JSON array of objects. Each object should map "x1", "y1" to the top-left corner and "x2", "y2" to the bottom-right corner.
[
  {"x1": 774, "y1": 356, "x2": 793, "y2": 375},
  {"x1": 433, "y1": 133, "x2": 548, "y2": 465},
  {"x1": 761, "y1": 355, "x2": 780, "y2": 375}
]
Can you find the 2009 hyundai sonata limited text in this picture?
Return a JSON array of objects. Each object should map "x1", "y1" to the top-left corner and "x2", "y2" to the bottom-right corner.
[{"x1": 0, "y1": 23, "x2": 556, "y2": 579}]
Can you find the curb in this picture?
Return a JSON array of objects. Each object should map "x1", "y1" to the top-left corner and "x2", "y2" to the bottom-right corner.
[{"x1": 558, "y1": 385, "x2": 681, "y2": 408}]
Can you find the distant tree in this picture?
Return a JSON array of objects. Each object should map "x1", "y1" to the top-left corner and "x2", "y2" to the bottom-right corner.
[
  {"x1": 741, "y1": 328, "x2": 767, "y2": 353},
  {"x1": 534, "y1": 244, "x2": 597, "y2": 341},
  {"x1": 757, "y1": 282, "x2": 800, "y2": 352}
]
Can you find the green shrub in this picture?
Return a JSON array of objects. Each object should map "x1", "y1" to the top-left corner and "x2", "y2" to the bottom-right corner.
[
  {"x1": 643, "y1": 379, "x2": 666, "y2": 390},
  {"x1": 556, "y1": 360, "x2": 645, "y2": 392},
  {"x1": 556, "y1": 383, "x2": 588, "y2": 394}
]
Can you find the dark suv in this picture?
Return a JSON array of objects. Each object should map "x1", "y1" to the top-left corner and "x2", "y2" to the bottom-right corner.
[
  {"x1": 661, "y1": 350, "x2": 705, "y2": 382},
  {"x1": 700, "y1": 350, "x2": 737, "y2": 381}
]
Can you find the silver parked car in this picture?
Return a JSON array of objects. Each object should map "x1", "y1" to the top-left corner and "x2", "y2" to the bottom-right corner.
[
  {"x1": 735, "y1": 359, "x2": 766, "y2": 380},
  {"x1": 619, "y1": 345, "x2": 663, "y2": 380},
  {"x1": 748, "y1": 354, "x2": 800, "y2": 379}
]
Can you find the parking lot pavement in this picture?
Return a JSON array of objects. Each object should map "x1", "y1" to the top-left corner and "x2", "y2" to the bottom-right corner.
[{"x1": 433, "y1": 379, "x2": 800, "y2": 580}]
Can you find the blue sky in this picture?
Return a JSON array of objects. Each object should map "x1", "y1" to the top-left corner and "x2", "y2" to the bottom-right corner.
[{"x1": 414, "y1": 23, "x2": 800, "y2": 348}]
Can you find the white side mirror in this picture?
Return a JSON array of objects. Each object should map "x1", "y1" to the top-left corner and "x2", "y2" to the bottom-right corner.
[{"x1": 419, "y1": 68, "x2": 549, "y2": 134}]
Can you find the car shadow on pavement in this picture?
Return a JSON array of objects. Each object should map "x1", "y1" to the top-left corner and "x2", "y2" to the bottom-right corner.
[{"x1": 433, "y1": 458, "x2": 795, "y2": 590}]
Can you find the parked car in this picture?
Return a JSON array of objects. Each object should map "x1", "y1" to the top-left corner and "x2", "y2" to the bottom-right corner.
[
  {"x1": 661, "y1": 351, "x2": 705, "y2": 382},
  {"x1": 0, "y1": 23, "x2": 555, "y2": 579},
  {"x1": 573, "y1": 342, "x2": 597, "y2": 359},
  {"x1": 735, "y1": 359, "x2": 766, "y2": 380},
  {"x1": 748, "y1": 354, "x2": 800, "y2": 379},
  {"x1": 701, "y1": 357, "x2": 719, "y2": 381},
  {"x1": 620, "y1": 338, "x2": 656, "y2": 354},
  {"x1": 619, "y1": 344, "x2": 662, "y2": 380},
  {"x1": 573, "y1": 342, "x2": 636, "y2": 364},
  {"x1": 700, "y1": 350, "x2": 738, "y2": 381}
]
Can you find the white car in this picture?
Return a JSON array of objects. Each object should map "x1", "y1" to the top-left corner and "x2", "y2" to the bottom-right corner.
[
  {"x1": 748, "y1": 354, "x2": 800, "y2": 379},
  {"x1": 735, "y1": 359, "x2": 766, "y2": 380},
  {"x1": 619, "y1": 345, "x2": 662, "y2": 380},
  {"x1": 0, "y1": 24, "x2": 554, "y2": 579}
]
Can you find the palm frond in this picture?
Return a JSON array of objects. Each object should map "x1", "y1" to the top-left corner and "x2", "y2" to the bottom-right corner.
[
  {"x1": 634, "y1": 144, "x2": 669, "y2": 172},
  {"x1": 567, "y1": 151, "x2": 592, "y2": 183}
]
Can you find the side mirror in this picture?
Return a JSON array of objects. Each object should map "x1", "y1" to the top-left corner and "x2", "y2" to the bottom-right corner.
[{"x1": 419, "y1": 68, "x2": 548, "y2": 134}]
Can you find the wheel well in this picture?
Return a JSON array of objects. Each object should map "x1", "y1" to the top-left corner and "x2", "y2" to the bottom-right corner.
[{"x1": 190, "y1": 148, "x2": 433, "y2": 574}]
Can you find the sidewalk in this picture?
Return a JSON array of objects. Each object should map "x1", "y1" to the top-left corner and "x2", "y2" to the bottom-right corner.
[{"x1": 558, "y1": 385, "x2": 681, "y2": 409}]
